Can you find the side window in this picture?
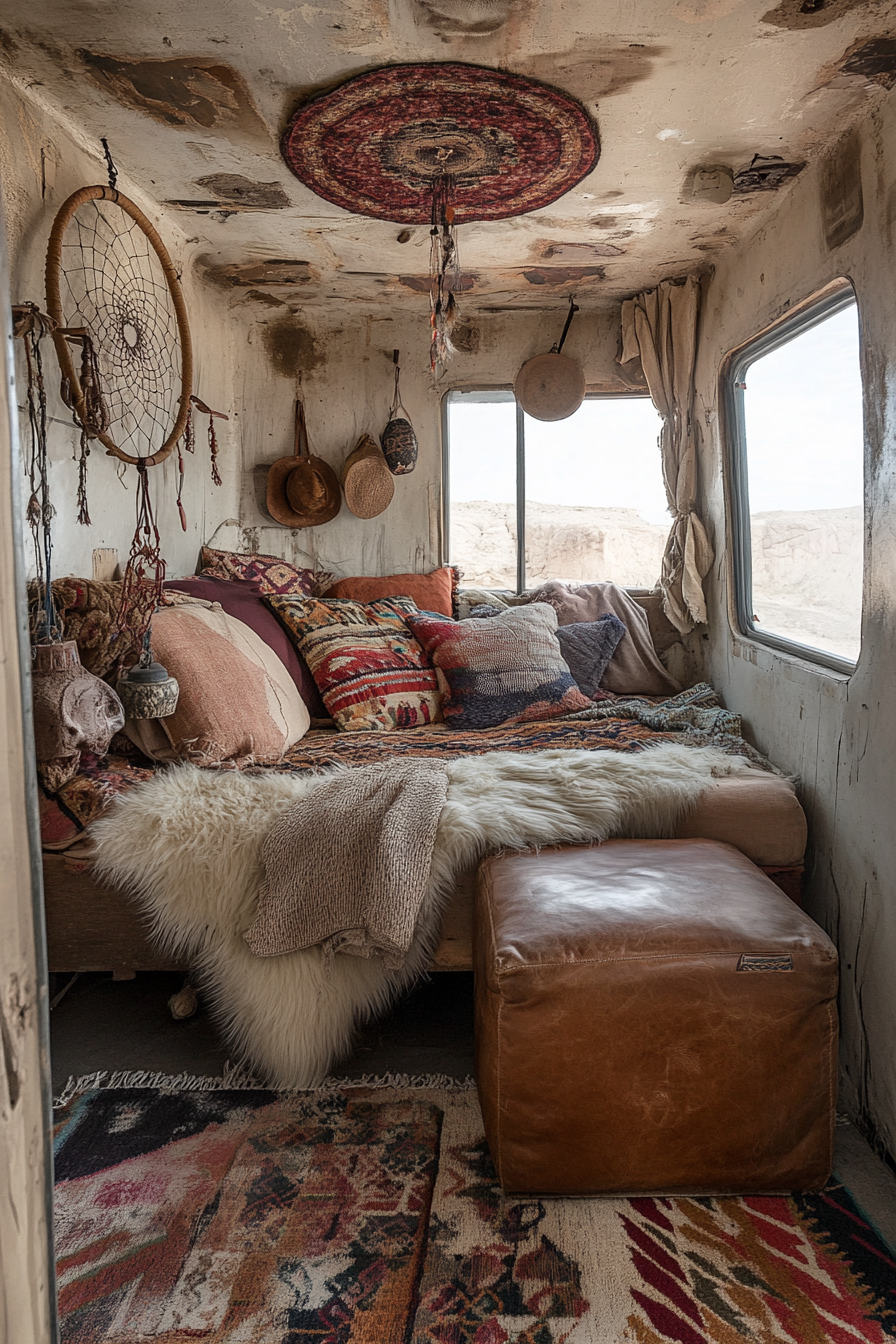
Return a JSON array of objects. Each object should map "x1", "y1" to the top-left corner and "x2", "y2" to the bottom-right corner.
[
  {"x1": 444, "y1": 392, "x2": 667, "y2": 592},
  {"x1": 726, "y1": 286, "x2": 864, "y2": 673}
]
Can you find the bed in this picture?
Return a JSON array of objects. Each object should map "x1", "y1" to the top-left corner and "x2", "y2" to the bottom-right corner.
[{"x1": 41, "y1": 694, "x2": 808, "y2": 978}]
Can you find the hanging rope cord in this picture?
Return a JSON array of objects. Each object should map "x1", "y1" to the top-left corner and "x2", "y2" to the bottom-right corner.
[{"x1": 13, "y1": 303, "x2": 62, "y2": 642}]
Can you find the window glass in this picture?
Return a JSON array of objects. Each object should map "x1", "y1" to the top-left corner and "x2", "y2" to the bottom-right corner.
[
  {"x1": 446, "y1": 395, "x2": 518, "y2": 589},
  {"x1": 446, "y1": 393, "x2": 666, "y2": 591},
  {"x1": 739, "y1": 299, "x2": 863, "y2": 664}
]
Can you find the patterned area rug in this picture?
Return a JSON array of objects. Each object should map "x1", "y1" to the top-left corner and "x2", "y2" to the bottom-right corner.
[{"x1": 54, "y1": 1078, "x2": 896, "y2": 1343}]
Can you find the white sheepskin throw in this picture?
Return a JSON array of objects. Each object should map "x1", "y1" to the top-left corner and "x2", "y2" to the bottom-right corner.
[{"x1": 92, "y1": 743, "x2": 749, "y2": 1088}]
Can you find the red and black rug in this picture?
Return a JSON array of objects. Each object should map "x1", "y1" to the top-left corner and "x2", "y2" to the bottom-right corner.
[
  {"x1": 54, "y1": 1079, "x2": 895, "y2": 1342},
  {"x1": 281, "y1": 63, "x2": 599, "y2": 225}
]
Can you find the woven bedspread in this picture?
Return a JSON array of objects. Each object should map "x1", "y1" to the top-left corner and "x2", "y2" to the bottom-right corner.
[{"x1": 40, "y1": 684, "x2": 764, "y2": 849}]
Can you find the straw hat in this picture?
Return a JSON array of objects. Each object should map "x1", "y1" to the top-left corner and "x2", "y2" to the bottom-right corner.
[
  {"x1": 514, "y1": 351, "x2": 585, "y2": 422},
  {"x1": 266, "y1": 400, "x2": 341, "y2": 528},
  {"x1": 342, "y1": 434, "x2": 395, "y2": 518}
]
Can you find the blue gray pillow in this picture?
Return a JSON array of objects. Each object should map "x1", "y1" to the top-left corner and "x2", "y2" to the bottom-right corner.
[{"x1": 556, "y1": 615, "x2": 626, "y2": 698}]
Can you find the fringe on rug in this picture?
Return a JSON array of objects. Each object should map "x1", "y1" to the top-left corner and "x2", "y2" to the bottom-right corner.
[{"x1": 54, "y1": 1066, "x2": 477, "y2": 1108}]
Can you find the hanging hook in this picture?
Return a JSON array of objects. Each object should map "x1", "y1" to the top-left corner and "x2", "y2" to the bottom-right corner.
[
  {"x1": 101, "y1": 138, "x2": 118, "y2": 191},
  {"x1": 553, "y1": 295, "x2": 579, "y2": 356}
]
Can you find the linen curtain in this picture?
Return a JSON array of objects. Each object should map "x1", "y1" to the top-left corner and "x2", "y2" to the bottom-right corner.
[{"x1": 619, "y1": 274, "x2": 714, "y2": 634}]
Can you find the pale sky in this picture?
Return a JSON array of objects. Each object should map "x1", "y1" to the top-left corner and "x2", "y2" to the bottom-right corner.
[{"x1": 448, "y1": 301, "x2": 863, "y2": 523}]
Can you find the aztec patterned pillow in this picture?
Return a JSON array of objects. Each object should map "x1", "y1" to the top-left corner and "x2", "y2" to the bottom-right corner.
[
  {"x1": 405, "y1": 603, "x2": 591, "y2": 730},
  {"x1": 198, "y1": 546, "x2": 334, "y2": 597},
  {"x1": 267, "y1": 595, "x2": 442, "y2": 733}
]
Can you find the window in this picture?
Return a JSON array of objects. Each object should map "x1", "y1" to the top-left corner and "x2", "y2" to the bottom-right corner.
[
  {"x1": 726, "y1": 284, "x2": 864, "y2": 673},
  {"x1": 443, "y1": 392, "x2": 667, "y2": 592}
]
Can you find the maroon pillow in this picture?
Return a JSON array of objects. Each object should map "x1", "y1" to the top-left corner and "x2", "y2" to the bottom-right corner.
[{"x1": 163, "y1": 576, "x2": 327, "y2": 719}]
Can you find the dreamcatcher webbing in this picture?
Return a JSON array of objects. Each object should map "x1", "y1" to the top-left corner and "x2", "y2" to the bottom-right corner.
[
  {"x1": 46, "y1": 184, "x2": 193, "y2": 473},
  {"x1": 58, "y1": 199, "x2": 181, "y2": 464}
]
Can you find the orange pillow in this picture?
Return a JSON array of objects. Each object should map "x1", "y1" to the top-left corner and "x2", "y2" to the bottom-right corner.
[{"x1": 323, "y1": 567, "x2": 456, "y2": 618}]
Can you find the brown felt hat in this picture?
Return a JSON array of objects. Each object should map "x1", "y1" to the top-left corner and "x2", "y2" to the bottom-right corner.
[
  {"x1": 341, "y1": 434, "x2": 395, "y2": 519},
  {"x1": 266, "y1": 400, "x2": 341, "y2": 528},
  {"x1": 514, "y1": 351, "x2": 586, "y2": 422}
]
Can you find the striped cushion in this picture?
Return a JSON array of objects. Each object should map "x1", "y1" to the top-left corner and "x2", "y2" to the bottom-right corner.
[
  {"x1": 267, "y1": 596, "x2": 442, "y2": 733},
  {"x1": 406, "y1": 604, "x2": 591, "y2": 730}
]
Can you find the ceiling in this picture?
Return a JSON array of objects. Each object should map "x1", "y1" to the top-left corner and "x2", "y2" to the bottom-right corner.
[{"x1": 2, "y1": 0, "x2": 895, "y2": 315}]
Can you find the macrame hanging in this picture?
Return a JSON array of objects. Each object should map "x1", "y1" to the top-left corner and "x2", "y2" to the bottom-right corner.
[
  {"x1": 429, "y1": 176, "x2": 460, "y2": 379},
  {"x1": 175, "y1": 395, "x2": 228, "y2": 530},
  {"x1": 12, "y1": 302, "x2": 62, "y2": 643},
  {"x1": 280, "y1": 63, "x2": 598, "y2": 377}
]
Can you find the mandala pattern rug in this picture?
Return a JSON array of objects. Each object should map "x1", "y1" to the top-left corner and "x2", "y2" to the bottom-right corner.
[{"x1": 54, "y1": 1079, "x2": 896, "y2": 1343}]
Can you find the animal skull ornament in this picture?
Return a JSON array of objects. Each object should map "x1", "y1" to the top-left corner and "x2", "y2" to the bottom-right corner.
[{"x1": 32, "y1": 640, "x2": 125, "y2": 790}]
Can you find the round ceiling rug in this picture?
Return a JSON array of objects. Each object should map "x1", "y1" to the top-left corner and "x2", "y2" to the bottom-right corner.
[{"x1": 281, "y1": 62, "x2": 599, "y2": 224}]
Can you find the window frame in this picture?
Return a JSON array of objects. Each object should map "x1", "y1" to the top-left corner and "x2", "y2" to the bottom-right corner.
[
  {"x1": 722, "y1": 280, "x2": 863, "y2": 676},
  {"x1": 440, "y1": 387, "x2": 660, "y2": 595}
]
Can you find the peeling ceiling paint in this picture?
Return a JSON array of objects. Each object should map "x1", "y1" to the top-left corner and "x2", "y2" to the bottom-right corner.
[{"x1": 2, "y1": 0, "x2": 896, "y2": 315}]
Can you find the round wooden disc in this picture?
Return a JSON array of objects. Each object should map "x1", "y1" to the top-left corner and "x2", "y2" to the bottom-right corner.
[{"x1": 514, "y1": 352, "x2": 586, "y2": 422}]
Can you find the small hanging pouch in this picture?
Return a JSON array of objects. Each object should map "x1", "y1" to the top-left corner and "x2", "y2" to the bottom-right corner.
[{"x1": 380, "y1": 351, "x2": 418, "y2": 475}]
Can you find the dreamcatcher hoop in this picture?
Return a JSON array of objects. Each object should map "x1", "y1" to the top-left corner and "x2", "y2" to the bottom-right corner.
[{"x1": 45, "y1": 185, "x2": 193, "y2": 467}]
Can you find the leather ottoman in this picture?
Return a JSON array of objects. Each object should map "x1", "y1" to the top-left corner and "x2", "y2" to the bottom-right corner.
[{"x1": 474, "y1": 838, "x2": 838, "y2": 1196}]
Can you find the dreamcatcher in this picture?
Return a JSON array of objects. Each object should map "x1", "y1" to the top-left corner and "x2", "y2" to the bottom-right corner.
[{"x1": 45, "y1": 171, "x2": 195, "y2": 706}]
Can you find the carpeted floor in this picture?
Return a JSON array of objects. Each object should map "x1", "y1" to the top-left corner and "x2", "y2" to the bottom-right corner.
[{"x1": 54, "y1": 1078, "x2": 896, "y2": 1343}]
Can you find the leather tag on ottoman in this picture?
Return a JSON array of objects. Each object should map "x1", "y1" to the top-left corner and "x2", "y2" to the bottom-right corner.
[{"x1": 474, "y1": 838, "x2": 838, "y2": 1196}]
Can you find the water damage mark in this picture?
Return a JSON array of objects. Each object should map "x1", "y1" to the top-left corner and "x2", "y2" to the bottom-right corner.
[
  {"x1": 195, "y1": 175, "x2": 290, "y2": 207},
  {"x1": 261, "y1": 316, "x2": 322, "y2": 377},
  {"x1": 522, "y1": 265, "x2": 605, "y2": 286},
  {"x1": 761, "y1": 0, "x2": 878, "y2": 29},
  {"x1": 516, "y1": 43, "x2": 666, "y2": 103},
  {"x1": 451, "y1": 321, "x2": 481, "y2": 353},
  {"x1": 78, "y1": 53, "x2": 269, "y2": 139},
  {"x1": 206, "y1": 260, "x2": 319, "y2": 287},
  {"x1": 537, "y1": 239, "x2": 624, "y2": 260},
  {"x1": 839, "y1": 37, "x2": 896, "y2": 89},
  {"x1": 245, "y1": 290, "x2": 288, "y2": 308},
  {"x1": 399, "y1": 273, "x2": 477, "y2": 292},
  {"x1": 733, "y1": 155, "x2": 805, "y2": 193},
  {"x1": 821, "y1": 130, "x2": 864, "y2": 250}
]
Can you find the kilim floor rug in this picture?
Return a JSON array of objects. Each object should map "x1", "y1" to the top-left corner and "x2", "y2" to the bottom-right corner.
[{"x1": 53, "y1": 1074, "x2": 896, "y2": 1343}]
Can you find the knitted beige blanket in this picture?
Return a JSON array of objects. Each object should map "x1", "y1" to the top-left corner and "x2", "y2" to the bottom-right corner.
[{"x1": 244, "y1": 760, "x2": 450, "y2": 968}]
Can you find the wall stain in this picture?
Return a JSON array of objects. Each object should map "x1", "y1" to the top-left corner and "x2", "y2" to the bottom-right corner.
[
  {"x1": 78, "y1": 52, "x2": 269, "y2": 139},
  {"x1": 761, "y1": 0, "x2": 874, "y2": 28},
  {"x1": 206, "y1": 259, "x2": 319, "y2": 287},
  {"x1": 399, "y1": 273, "x2": 477, "y2": 292},
  {"x1": 821, "y1": 130, "x2": 864, "y2": 250},
  {"x1": 733, "y1": 155, "x2": 805, "y2": 193},
  {"x1": 451, "y1": 320, "x2": 481, "y2": 353},
  {"x1": 514, "y1": 43, "x2": 666, "y2": 103},
  {"x1": 522, "y1": 265, "x2": 605, "y2": 285},
  {"x1": 261, "y1": 316, "x2": 323, "y2": 378},
  {"x1": 537, "y1": 239, "x2": 624, "y2": 260},
  {"x1": 839, "y1": 37, "x2": 896, "y2": 88},
  {"x1": 194, "y1": 174, "x2": 290, "y2": 208},
  {"x1": 245, "y1": 290, "x2": 287, "y2": 308}
]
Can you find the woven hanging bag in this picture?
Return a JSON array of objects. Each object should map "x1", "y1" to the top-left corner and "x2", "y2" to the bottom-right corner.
[
  {"x1": 381, "y1": 352, "x2": 418, "y2": 475},
  {"x1": 342, "y1": 434, "x2": 395, "y2": 518}
]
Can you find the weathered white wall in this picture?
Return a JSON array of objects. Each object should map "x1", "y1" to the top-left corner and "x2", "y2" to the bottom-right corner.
[
  {"x1": 0, "y1": 78, "x2": 240, "y2": 582},
  {"x1": 697, "y1": 96, "x2": 896, "y2": 1154},
  {"x1": 223, "y1": 300, "x2": 644, "y2": 583}
]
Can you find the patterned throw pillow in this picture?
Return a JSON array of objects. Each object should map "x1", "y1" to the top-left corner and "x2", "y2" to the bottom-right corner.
[
  {"x1": 198, "y1": 546, "x2": 333, "y2": 597},
  {"x1": 556, "y1": 615, "x2": 627, "y2": 699},
  {"x1": 406, "y1": 603, "x2": 592, "y2": 730},
  {"x1": 267, "y1": 595, "x2": 442, "y2": 733}
]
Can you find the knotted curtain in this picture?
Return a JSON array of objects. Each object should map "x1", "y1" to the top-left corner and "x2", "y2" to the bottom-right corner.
[{"x1": 619, "y1": 274, "x2": 714, "y2": 633}]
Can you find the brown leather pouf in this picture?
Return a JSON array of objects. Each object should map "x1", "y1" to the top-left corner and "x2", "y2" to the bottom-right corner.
[{"x1": 474, "y1": 838, "x2": 838, "y2": 1196}]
